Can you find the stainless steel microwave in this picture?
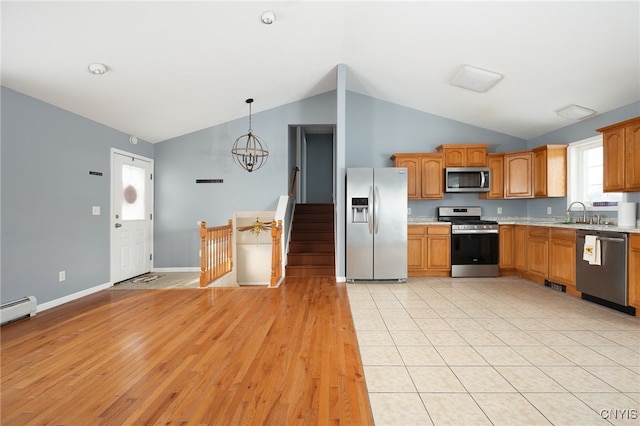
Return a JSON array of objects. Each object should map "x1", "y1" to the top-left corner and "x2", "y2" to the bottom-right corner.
[{"x1": 445, "y1": 167, "x2": 490, "y2": 192}]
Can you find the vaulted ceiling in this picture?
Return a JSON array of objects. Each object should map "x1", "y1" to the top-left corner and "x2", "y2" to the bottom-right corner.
[{"x1": 2, "y1": 1, "x2": 639, "y2": 143}]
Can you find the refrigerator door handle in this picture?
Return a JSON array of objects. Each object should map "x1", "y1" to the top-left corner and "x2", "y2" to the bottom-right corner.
[
  {"x1": 374, "y1": 185, "x2": 380, "y2": 234},
  {"x1": 368, "y1": 186, "x2": 374, "y2": 234}
]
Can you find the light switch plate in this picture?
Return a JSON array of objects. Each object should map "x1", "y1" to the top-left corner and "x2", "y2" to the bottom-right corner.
[
  {"x1": 92, "y1": 206, "x2": 100, "y2": 215},
  {"x1": 547, "y1": 207, "x2": 552, "y2": 215},
  {"x1": 497, "y1": 207, "x2": 503, "y2": 215}
]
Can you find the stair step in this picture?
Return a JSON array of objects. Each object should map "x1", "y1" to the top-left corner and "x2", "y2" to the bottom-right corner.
[
  {"x1": 290, "y1": 231, "x2": 334, "y2": 242},
  {"x1": 294, "y1": 203, "x2": 334, "y2": 214},
  {"x1": 285, "y1": 265, "x2": 335, "y2": 277},
  {"x1": 292, "y1": 221, "x2": 333, "y2": 232},
  {"x1": 287, "y1": 253, "x2": 335, "y2": 266},
  {"x1": 292, "y1": 212, "x2": 334, "y2": 222},
  {"x1": 288, "y1": 241, "x2": 335, "y2": 254}
]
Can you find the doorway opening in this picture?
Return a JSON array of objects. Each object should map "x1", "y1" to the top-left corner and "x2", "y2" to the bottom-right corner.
[{"x1": 288, "y1": 125, "x2": 335, "y2": 204}]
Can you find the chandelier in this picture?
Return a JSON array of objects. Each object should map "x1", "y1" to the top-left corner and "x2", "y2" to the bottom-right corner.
[{"x1": 231, "y1": 98, "x2": 269, "y2": 172}]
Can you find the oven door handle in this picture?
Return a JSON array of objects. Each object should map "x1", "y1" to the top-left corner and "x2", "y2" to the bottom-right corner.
[{"x1": 452, "y1": 229, "x2": 499, "y2": 234}]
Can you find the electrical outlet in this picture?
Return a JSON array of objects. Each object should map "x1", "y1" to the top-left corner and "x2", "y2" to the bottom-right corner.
[
  {"x1": 407, "y1": 208, "x2": 411, "y2": 215},
  {"x1": 59, "y1": 271, "x2": 66, "y2": 282},
  {"x1": 547, "y1": 206, "x2": 552, "y2": 215},
  {"x1": 497, "y1": 207, "x2": 503, "y2": 215}
]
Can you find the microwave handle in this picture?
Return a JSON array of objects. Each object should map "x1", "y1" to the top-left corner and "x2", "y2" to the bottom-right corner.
[{"x1": 480, "y1": 171, "x2": 486, "y2": 188}]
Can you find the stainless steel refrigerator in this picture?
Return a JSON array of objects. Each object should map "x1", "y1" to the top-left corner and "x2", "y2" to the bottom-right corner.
[{"x1": 346, "y1": 167, "x2": 407, "y2": 281}]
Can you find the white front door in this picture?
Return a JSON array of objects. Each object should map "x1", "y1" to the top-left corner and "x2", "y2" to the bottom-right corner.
[{"x1": 111, "y1": 150, "x2": 153, "y2": 283}]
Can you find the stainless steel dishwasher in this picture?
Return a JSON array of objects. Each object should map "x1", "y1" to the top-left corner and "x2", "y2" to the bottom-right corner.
[{"x1": 576, "y1": 229, "x2": 628, "y2": 309}]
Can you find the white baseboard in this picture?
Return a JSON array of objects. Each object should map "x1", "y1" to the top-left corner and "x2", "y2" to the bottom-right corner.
[
  {"x1": 37, "y1": 281, "x2": 112, "y2": 313},
  {"x1": 336, "y1": 276, "x2": 346, "y2": 283},
  {"x1": 152, "y1": 267, "x2": 200, "y2": 273}
]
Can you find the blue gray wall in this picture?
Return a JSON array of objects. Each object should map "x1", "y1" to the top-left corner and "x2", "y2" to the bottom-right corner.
[
  {"x1": 526, "y1": 101, "x2": 640, "y2": 218},
  {"x1": 153, "y1": 92, "x2": 337, "y2": 268},
  {"x1": 345, "y1": 91, "x2": 529, "y2": 219},
  {"x1": 1, "y1": 87, "x2": 153, "y2": 304},
  {"x1": 1, "y1": 84, "x2": 638, "y2": 305}
]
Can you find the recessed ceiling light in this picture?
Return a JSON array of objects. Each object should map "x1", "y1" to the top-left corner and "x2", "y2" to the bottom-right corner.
[
  {"x1": 556, "y1": 104, "x2": 596, "y2": 120},
  {"x1": 450, "y1": 64, "x2": 503, "y2": 93},
  {"x1": 261, "y1": 11, "x2": 275, "y2": 25},
  {"x1": 87, "y1": 63, "x2": 108, "y2": 75}
]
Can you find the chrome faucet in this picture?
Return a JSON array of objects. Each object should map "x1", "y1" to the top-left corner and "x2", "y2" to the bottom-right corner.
[{"x1": 567, "y1": 201, "x2": 587, "y2": 223}]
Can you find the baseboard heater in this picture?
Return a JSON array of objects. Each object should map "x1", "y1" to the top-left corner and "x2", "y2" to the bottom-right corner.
[{"x1": 1, "y1": 296, "x2": 37, "y2": 325}]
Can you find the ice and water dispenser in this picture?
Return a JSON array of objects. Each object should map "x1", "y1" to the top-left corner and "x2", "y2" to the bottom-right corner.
[{"x1": 351, "y1": 197, "x2": 369, "y2": 223}]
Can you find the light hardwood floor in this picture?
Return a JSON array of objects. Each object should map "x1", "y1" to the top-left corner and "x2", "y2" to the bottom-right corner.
[{"x1": 1, "y1": 277, "x2": 373, "y2": 425}]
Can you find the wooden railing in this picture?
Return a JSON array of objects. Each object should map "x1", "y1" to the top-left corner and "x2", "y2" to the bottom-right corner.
[
  {"x1": 289, "y1": 166, "x2": 300, "y2": 196},
  {"x1": 270, "y1": 220, "x2": 283, "y2": 287},
  {"x1": 199, "y1": 220, "x2": 233, "y2": 287}
]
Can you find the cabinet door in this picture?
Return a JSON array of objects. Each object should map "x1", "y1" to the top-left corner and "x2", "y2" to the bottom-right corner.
[
  {"x1": 482, "y1": 153, "x2": 504, "y2": 199},
  {"x1": 420, "y1": 155, "x2": 444, "y2": 199},
  {"x1": 499, "y1": 225, "x2": 515, "y2": 270},
  {"x1": 514, "y1": 225, "x2": 528, "y2": 271},
  {"x1": 549, "y1": 229, "x2": 576, "y2": 287},
  {"x1": 426, "y1": 235, "x2": 450, "y2": 270},
  {"x1": 603, "y1": 128, "x2": 625, "y2": 192},
  {"x1": 527, "y1": 227, "x2": 549, "y2": 281},
  {"x1": 504, "y1": 152, "x2": 533, "y2": 198},
  {"x1": 396, "y1": 157, "x2": 421, "y2": 199},
  {"x1": 443, "y1": 148, "x2": 465, "y2": 167},
  {"x1": 533, "y1": 148, "x2": 548, "y2": 197},
  {"x1": 629, "y1": 235, "x2": 640, "y2": 309},
  {"x1": 466, "y1": 147, "x2": 487, "y2": 166},
  {"x1": 407, "y1": 226, "x2": 426, "y2": 273},
  {"x1": 625, "y1": 121, "x2": 640, "y2": 191}
]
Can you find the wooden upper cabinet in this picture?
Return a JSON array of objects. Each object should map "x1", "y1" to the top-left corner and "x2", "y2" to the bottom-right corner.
[
  {"x1": 436, "y1": 144, "x2": 489, "y2": 167},
  {"x1": 597, "y1": 116, "x2": 640, "y2": 192},
  {"x1": 504, "y1": 151, "x2": 533, "y2": 198},
  {"x1": 420, "y1": 154, "x2": 444, "y2": 199},
  {"x1": 390, "y1": 153, "x2": 443, "y2": 199},
  {"x1": 532, "y1": 145, "x2": 567, "y2": 198},
  {"x1": 480, "y1": 153, "x2": 505, "y2": 199},
  {"x1": 392, "y1": 155, "x2": 421, "y2": 199}
]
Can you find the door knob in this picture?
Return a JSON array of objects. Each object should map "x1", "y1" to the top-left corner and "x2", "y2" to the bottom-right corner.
[{"x1": 115, "y1": 223, "x2": 122, "y2": 228}]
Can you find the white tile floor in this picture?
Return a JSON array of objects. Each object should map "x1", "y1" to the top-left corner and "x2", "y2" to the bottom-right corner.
[{"x1": 347, "y1": 277, "x2": 640, "y2": 426}]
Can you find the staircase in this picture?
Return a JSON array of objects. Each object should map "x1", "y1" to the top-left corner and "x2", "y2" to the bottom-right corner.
[{"x1": 285, "y1": 203, "x2": 335, "y2": 277}]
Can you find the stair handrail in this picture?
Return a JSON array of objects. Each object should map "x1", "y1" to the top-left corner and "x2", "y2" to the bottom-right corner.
[{"x1": 289, "y1": 166, "x2": 300, "y2": 196}]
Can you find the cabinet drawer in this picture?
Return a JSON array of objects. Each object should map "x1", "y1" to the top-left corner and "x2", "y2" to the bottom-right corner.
[
  {"x1": 427, "y1": 226, "x2": 450, "y2": 235},
  {"x1": 550, "y1": 228, "x2": 575, "y2": 241},
  {"x1": 408, "y1": 225, "x2": 427, "y2": 235},
  {"x1": 528, "y1": 226, "x2": 549, "y2": 238},
  {"x1": 630, "y1": 234, "x2": 640, "y2": 250}
]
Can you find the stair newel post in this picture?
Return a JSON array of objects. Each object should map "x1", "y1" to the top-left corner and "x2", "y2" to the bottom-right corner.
[
  {"x1": 227, "y1": 219, "x2": 233, "y2": 273},
  {"x1": 270, "y1": 220, "x2": 283, "y2": 286},
  {"x1": 199, "y1": 221, "x2": 208, "y2": 287}
]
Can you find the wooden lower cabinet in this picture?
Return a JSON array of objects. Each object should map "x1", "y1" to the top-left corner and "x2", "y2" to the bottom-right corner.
[
  {"x1": 498, "y1": 225, "x2": 516, "y2": 274},
  {"x1": 548, "y1": 228, "x2": 578, "y2": 295},
  {"x1": 407, "y1": 225, "x2": 450, "y2": 276},
  {"x1": 629, "y1": 235, "x2": 640, "y2": 315},
  {"x1": 527, "y1": 226, "x2": 549, "y2": 284},
  {"x1": 514, "y1": 225, "x2": 528, "y2": 272}
]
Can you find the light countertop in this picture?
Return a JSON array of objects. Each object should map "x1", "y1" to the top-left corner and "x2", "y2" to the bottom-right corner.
[{"x1": 408, "y1": 217, "x2": 640, "y2": 234}]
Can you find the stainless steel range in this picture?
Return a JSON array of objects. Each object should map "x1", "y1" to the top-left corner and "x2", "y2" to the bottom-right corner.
[{"x1": 438, "y1": 206, "x2": 499, "y2": 278}]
